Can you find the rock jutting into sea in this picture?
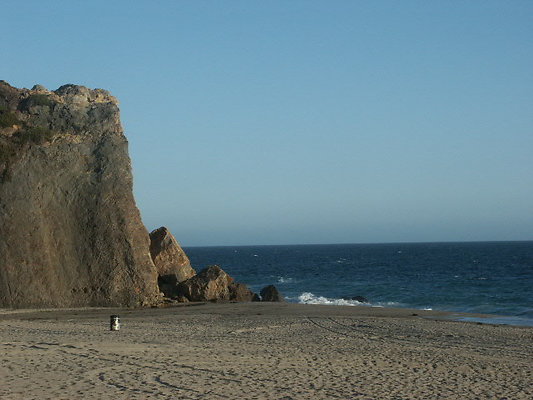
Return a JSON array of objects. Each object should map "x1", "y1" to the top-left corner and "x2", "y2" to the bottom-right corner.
[
  {"x1": 0, "y1": 81, "x2": 257, "y2": 308},
  {"x1": 175, "y1": 265, "x2": 259, "y2": 302},
  {"x1": 147, "y1": 227, "x2": 260, "y2": 302}
]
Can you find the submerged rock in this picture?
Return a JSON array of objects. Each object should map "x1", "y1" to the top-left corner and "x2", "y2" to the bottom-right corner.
[
  {"x1": 260, "y1": 285, "x2": 284, "y2": 302},
  {"x1": 341, "y1": 296, "x2": 369, "y2": 303}
]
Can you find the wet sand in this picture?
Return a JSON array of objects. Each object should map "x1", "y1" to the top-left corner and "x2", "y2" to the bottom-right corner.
[{"x1": 1, "y1": 303, "x2": 531, "y2": 399}]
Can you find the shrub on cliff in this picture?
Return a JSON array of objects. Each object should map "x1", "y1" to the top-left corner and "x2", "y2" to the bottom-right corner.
[
  {"x1": 19, "y1": 94, "x2": 54, "y2": 110},
  {"x1": 0, "y1": 126, "x2": 55, "y2": 182},
  {"x1": 0, "y1": 111, "x2": 19, "y2": 128},
  {"x1": 14, "y1": 126, "x2": 55, "y2": 145}
]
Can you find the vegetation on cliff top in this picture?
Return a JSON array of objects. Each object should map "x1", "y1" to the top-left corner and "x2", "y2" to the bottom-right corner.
[
  {"x1": 0, "y1": 111, "x2": 19, "y2": 128},
  {"x1": 19, "y1": 94, "x2": 54, "y2": 109},
  {"x1": 0, "y1": 108, "x2": 56, "y2": 144},
  {"x1": 0, "y1": 105, "x2": 57, "y2": 182}
]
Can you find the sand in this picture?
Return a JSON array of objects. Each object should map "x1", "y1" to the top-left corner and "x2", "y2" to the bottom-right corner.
[{"x1": 0, "y1": 303, "x2": 531, "y2": 399}]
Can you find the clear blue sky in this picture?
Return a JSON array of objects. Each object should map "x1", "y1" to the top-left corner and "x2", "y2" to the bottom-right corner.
[{"x1": 2, "y1": 1, "x2": 532, "y2": 246}]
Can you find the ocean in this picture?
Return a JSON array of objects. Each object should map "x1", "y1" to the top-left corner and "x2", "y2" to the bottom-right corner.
[{"x1": 184, "y1": 241, "x2": 533, "y2": 326}]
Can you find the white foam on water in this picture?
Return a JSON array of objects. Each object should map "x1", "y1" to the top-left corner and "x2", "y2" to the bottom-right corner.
[
  {"x1": 277, "y1": 276, "x2": 293, "y2": 283},
  {"x1": 296, "y1": 293, "x2": 405, "y2": 308},
  {"x1": 298, "y1": 292, "x2": 367, "y2": 306}
]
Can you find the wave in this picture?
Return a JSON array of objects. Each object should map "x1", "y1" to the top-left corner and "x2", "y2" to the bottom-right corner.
[
  {"x1": 294, "y1": 292, "x2": 405, "y2": 308},
  {"x1": 277, "y1": 276, "x2": 293, "y2": 284},
  {"x1": 297, "y1": 292, "x2": 362, "y2": 306}
]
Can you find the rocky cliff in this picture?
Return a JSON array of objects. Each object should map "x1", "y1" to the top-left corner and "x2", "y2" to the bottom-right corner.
[{"x1": 0, "y1": 81, "x2": 160, "y2": 307}]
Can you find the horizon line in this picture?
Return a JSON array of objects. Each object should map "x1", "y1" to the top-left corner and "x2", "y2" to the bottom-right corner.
[{"x1": 182, "y1": 239, "x2": 533, "y2": 249}]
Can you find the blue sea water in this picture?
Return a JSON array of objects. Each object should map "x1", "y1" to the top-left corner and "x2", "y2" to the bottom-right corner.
[{"x1": 184, "y1": 241, "x2": 533, "y2": 325}]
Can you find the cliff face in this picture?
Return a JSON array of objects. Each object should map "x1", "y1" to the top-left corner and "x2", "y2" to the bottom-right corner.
[{"x1": 0, "y1": 81, "x2": 160, "y2": 307}]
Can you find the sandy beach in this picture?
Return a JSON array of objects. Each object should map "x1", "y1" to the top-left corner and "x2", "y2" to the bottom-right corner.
[{"x1": 1, "y1": 303, "x2": 531, "y2": 399}]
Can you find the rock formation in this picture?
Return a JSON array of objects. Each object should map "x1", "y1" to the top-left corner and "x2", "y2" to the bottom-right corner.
[
  {"x1": 0, "y1": 82, "x2": 160, "y2": 307},
  {"x1": 149, "y1": 226, "x2": 196, "y2": 297},
  {"x1": 176, "y1": 265, "x2": 232, "y2": 302},
  {"x1": 260, "y1": 285, "x2": 284, "y2": 302},
  {"x1": 229, "y1": 282, "x2": 260, "y2": 302},
  {"x1": 176, "y1": 265, "x2": 258, "y2": 302}
]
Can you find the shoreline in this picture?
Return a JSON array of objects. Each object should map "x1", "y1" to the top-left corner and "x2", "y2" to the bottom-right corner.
[
  {"x1": 2, "y1": 301, "x2": 531, "y2": 327},
  {"x1": 1, "y1": 302, "x2": 531, "y2": 399}
]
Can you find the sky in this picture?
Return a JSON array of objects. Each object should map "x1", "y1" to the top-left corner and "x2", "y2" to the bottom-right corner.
[{"x1": 2, "y1": 1, "x2": 532, "y2": 246}]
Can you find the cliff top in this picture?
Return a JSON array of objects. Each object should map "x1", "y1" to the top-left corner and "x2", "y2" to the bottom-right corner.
[
  {"x1": 0, "y1": 81, "x2": 118, "y2": 109},
  {"x1": 0, "y1": 81, "x2": 122, "y2": 140}
]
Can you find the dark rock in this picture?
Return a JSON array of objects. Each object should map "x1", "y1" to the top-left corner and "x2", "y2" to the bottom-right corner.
[
  {"x1": 228, "y1": 282, "x2": 256, "y2": 302},
  {"x1": 158, "y1": 282, "x2": 177, "y2": 299},
  {"x1": 341, "y1": 296, "x2": 369, "y2": 303},
  {"x1": 149, "y1": 226, "x2": 196, "y2": 297},
  {"x1": 0, "y1": 81, "x2": 160, "y2": 307},
  {"x1": 260, "y1": 285, "x2": 284, "y2": 302}
]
